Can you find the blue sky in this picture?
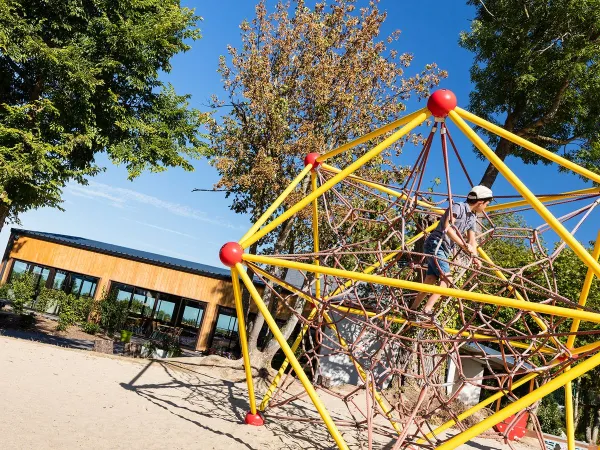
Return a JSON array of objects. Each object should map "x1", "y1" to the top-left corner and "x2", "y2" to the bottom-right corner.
[{"x1": 2, "y1": 0, "x2": 597, "y2": 269}]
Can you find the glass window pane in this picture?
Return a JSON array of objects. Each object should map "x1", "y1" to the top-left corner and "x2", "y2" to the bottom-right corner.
[
  {"x1": 10, "y1": 261, "x2": 29, "y2": 280},
  {"x1": 182, "y1": 305, "x2": 202, "y2": 328},
  {"x1": 130, "y1": 291, "x2": 144, "y2": 314},
  {"x1": 70, "y1": 276, "x2": 82, "y2": 296},
  {"x1": 212, "y1": 308, "x2": 239, "y2": 355},
  {"x1": 154, "y1": 299, "x2": 175, "y2": 323},
  {"x1": 53, "y1": 271, "x2": 67, "y2": 290},
  {"x1": 79, "y1": 280, "x2": 95, "y2": 298}
]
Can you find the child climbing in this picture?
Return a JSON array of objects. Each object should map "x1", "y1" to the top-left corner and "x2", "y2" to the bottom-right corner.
[{"x1": 410, "y1": 185, "x2": 493, "y2": 317}]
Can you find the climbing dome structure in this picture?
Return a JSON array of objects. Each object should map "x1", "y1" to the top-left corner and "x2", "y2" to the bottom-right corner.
[{"x1": 218, "y1": 90, "x2": 600, "y2": 449}]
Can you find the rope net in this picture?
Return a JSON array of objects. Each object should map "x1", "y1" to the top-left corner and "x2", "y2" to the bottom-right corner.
[{"x1": 242, "y1": 119, "x2": 600, "y2": 449}]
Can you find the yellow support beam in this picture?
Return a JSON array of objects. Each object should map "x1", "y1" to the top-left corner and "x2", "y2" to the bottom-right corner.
[
  {"x1": 240, "y1": 110, "x2": 429, "y2": 249},
  {"x1": 236, "y1": 264, "x2": 349, "y2": 450},
  {"x1": 320, "y1": 163, "x2": 443, "y2": 213},
  {"x1": 231, "y1": 267, "x2": 258, "y2": 415},
  {"x1": 417, "y1": 372, "x2": 540, "y2": 444},
  {"x1": 486, "y1": 187, "x2": 600, "y2": 213},
  {"x1": 239, "y1": 164, "x2": 313, "y2": 244},
  {"x1": 259, "y1": 307, "x2": 318, "y2": 411},
  {"x1": 449, "y1": 111, "x2": 600, "y2": 281},
  {"x1": 311, "y1": 171, "x2": 321, "y2": 298},
  {"x1": 316, "y1": 108, "x2": 429, "y2": 163},
  {"x1": 436, "y1": 351, "x2": 600, "y2": 450},
  {"x1": 243, "y1": 253, "x2": 600, "y2": 324},
  {"x1": 456, "y1": 107, "x2": 600, "y2": 185},
  {"x1": 564, "y1": 231, "x2": 600, "y2": 450},
  {"x1": 477, "y1": 247, "x2": 560, "y2": 348},
  {"x1": 249, "y1": 264, "x2": 402, "y2": 433},
  {"x1": 250, "y1": 262, "x2": 555, "y2": 355}
]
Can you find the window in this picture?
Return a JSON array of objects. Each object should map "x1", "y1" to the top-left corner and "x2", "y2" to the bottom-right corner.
[
  {"x1": 52, "y1": 270, "x2": 67, "y2": 290},
  {"x1": 10, "y1": 261, "x2": 28, "y2": 280},
  {"x1": 210, "y1": 307, "x2": 240, "y2": 356},
  {"x1": 5, "y1": 260, "x2": 99, "y2": 312},
  {"x1": 154, "y1": 294, "x2": 176, "y2": 323}
]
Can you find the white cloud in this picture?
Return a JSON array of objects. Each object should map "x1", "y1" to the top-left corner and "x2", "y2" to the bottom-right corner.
[
  {"x1": 121, "y1": 218, "x2": 200, "y2": 240},
  {"x1": 66, "y1": 182, "x2": 243, "y2": 230}
]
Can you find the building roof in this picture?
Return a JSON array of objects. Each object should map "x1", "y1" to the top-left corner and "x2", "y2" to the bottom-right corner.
[{"x1": 9, "y1": 228, "x2": 259, "y2": 284}]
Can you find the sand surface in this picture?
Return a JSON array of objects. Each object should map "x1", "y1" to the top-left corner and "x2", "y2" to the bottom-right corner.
[{"x1": 0, "y1": 336, "x2": 538, "y2": 449}]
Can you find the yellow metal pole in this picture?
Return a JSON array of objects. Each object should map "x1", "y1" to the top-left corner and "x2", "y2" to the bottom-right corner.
[
  {"x1": 325, "y1": 221, "x2": 440, "y2": 300},
  {"x1": 565, "y1": 379, "x2": 575, "y2": 450},
  {"x1": 236, "y1": 264, "x2": 349, "y2": 450},
  {"x1": 486, "y1": 187, "x2": 600, "y2": 213},
  {"x1": 250, "y1": 262, "x2": 555, "y2": 355},
  {"x1": 316, "y1": 109, "x2": 428, "y2": 163},
  {"x1": 248, "y1": 264, "x2": 401, "y2": 432},
  {"x1": 563, "y1": 232, "x2": 600, "y2": 450},
  {"x1": 417, "y1": 372, "x2": 539, "y2": 444},
  {"x1": 572, "y1": 340, "x2": 600, "y2": 356},
  {"x1": 259, "y1": 307, "x2": 318, "y2": 411},
  {"x1": 449, "y1": 111, "x2": 600, "y2": 280},
  {"x1": 240, "y1": 110, "x2": 429, "y2": 249},
  {"x1": 566, "y1": 230, "x2": 600, "y2": 348},
  {"x1": 436, "y1": 351, "x2": 600, "y2": 450},
  {"x1": 239, "y1": 165, "x2": 313, "y2": 244},
  {"x1": 456, "y1": 107, "x2": 600, "y2": 185},
  {"x1": 231, "y1": 267, "x2": 258, "y2": 415},
  {"x1": 244, "y1": 253, "x2": 600, "y2": 324},
  {"x1": 320, "y1": 163, "x2": 443, "y2": 213},
  {"x1": 311, "y1": 171, "x2": 321, "y2": 298},
  {"x1": 477, "y1": 247, "x2": 560, "y2": 348}
]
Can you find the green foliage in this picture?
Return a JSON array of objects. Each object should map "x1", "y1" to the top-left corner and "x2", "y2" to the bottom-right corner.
[
  {"x1": 81, "y1": 321, "x2": 101, "y2": 335},
  {"x1": 0, "y1": 0, "x2": 207, "y2": 226},
  {"x1": 98, "y1": 288, "x2": 129, "y2": 336},
  {"x1": 538, "y1": 395, "x2": 565, "y2": 436},
  {"x1": 35, "y1": 286, "x2": 61, "y2": 313},
  {"x1": 7, "y1": 272, "x2": 36, "y2": 314},
  {"x1": 54, "y1": 292, "x2": 93, "y2": 331},
  {"x1": 460, "y1": 0, "x2": 600, "y2": 185}
]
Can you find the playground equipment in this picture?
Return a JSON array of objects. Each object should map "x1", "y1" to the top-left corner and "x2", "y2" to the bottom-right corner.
[{"x1": 219, "y1": 90, "x2": 600, "y2": 449}]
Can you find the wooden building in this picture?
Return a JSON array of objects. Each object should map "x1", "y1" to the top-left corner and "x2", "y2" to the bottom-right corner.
[{"x1": 0, "y1": 228, "x2": 268, "y2": 353}]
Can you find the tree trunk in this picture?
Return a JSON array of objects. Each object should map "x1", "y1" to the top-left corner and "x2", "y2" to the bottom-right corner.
[
  {"x1": 247, "y1": 217, "x2": 296, "y2": 357},
  {"x1": 478, "y1": 113, "x2": 517, "y2": 188},
  {"x1": 479, "y1": 137, "x2": 513, "y2": 188},
  {"x1": 0, "y1": 203, "x2": 9, "y2": 234}
]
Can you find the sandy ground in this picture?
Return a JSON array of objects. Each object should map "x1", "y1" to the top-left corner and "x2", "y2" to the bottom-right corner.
[{"x1": 0, "y1": 336, "x2": 539, "y2": 449}]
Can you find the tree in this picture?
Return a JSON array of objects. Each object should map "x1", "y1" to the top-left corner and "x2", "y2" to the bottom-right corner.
[
  {"x1": 0, "y1": 0, "x2": 206, "y2": 228},
  {"x1": 207, "y1": 0, "x2": 447, "y2": 367},
  {"x1": 460, "y1": 0, "x2": 600, "y2": 187}
]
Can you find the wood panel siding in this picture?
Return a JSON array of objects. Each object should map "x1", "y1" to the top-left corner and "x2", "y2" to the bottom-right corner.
[{"x1": 2, "y1": 236, "x2": 271, "y2": 351}]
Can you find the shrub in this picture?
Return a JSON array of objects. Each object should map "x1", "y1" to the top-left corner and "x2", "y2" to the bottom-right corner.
[
  {"x1": 81, "y1": 321, "x2": 101, "y2": 335},
  {"x1": 8, "y1": 272, "x2": 36, "y2": 314},
  {"x1": 98, "y1": 288, "x2": 129, "y2": 336},
  {"x1": 56, "y1": 293, "x2": 93, "y2": 331},
  {"x1": 537, "y1": 395, "x2": 565, "y2": 436},
  {"x1": 35, "y1": 287, "x2": 62, "y2": 314}
]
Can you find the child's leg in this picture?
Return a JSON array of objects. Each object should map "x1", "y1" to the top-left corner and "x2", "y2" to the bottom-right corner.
[
  {"x1": 423, "y1": 274, "x2": 453, "y2": 313},
  {"x1": 410, "y1": 274, "x2": 439, "y2": 310}
]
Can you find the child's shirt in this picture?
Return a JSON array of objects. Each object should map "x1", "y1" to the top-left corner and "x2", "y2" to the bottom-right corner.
[{"x1": 427, "y1": 202, "x2": 476, "y2": 252}]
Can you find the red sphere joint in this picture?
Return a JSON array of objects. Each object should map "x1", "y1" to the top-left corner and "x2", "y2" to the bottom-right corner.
[
  {"x1": 219, "y1": 242, "x2": 244, "y2": 267},
  {"x1": 245, "y1": 411, "x2": 265, "y2": 426},
  {"x1": 304, "y1": 152, "x2": 321, "y2": 170},
  {"x1": 427, "y1": 89, "x2": 457, "y2": 118}
]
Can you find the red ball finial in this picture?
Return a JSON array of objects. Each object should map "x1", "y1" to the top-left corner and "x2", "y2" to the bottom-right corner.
[
  {"x1": 304, "y1": 153, "x2": 321, "y2": 170},
  {"x1": 427, "y1": 89, "x2": 457, "y2": 118},
  {"x1": 219, "y1": 242, "x2": 244, "y2": 267}
]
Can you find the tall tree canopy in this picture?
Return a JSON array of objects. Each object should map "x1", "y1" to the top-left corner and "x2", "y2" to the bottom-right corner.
[
  {"x1": 460, "y1": 0, "x2": 600, "y2": 187},
  {"x1": 0, "y1": 0, "x2": 206, "y2": 227},
  {"x1": 207, "y1": 0, "x2": 446, "y2": 365}
]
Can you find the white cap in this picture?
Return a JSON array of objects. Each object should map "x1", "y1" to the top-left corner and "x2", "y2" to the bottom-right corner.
[{"x1": 467, "y1": 185, "x2": 493, "y2": 201}]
